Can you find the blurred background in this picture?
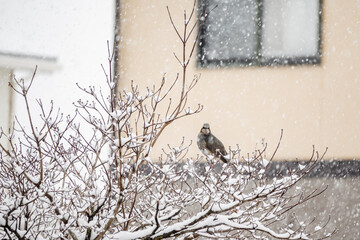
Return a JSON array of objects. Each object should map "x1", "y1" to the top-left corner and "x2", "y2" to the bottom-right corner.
[
  {"x1": 116, "y1": 0, "x2": 360, "y2": 161},
  {"x1": 0, "y1": 0, "x2": 114, "y2": 146}
]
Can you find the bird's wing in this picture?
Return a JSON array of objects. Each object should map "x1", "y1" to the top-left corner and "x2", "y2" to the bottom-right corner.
[{"x1": 207, "y1": 135, "x2": 227, "y2": 156}]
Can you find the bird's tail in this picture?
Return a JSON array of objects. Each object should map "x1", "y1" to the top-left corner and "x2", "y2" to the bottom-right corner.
[{"x1": 220, "y1": 155, "x2": 228, "y2": 163}]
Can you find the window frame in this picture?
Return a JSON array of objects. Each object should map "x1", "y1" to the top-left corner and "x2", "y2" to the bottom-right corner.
[{"x1": 197, "y1": 0, "x2": 323, "y2": 68}]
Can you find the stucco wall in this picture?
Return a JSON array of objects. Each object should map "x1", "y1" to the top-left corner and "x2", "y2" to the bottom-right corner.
[{"x1": 117, "y1": 0, "x2": 360, "y2": 160}]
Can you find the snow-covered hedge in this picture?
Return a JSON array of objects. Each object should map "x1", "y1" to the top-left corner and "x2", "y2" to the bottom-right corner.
[{"x1": 0, "y1": 1, "x2": 334, "y2": 239}]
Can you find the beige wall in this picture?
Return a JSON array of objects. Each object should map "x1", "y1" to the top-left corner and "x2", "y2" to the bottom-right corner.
[{"x1": 117, "y1": 0, "x2": 360, "y2": 160}]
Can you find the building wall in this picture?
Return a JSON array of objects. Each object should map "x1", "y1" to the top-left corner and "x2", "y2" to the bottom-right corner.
[
  {"x1": 117, "y1": 0, "x2": 360, "y2": 160},
  {"x1": 0, "y1": 68, "x2": 12, "y2": 149}
]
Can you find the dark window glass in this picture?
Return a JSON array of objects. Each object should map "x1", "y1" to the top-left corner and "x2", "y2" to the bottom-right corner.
[{"x1": 198, "y1": 0, "x2": 322, "y2": 67}]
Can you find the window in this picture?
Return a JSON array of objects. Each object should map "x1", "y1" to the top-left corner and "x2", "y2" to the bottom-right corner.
[{"x1": 198, "y1": 0, "x2": 322, "y2": 67}]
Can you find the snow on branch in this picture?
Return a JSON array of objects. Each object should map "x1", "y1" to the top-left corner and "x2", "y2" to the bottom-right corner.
[{"x1": 0, "y1": 1, "x2": 334, "y2": 239}]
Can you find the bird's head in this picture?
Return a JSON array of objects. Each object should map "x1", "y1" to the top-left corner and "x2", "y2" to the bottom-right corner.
[{"x1": 201, "y1": 123, "x2": 211, "y2": 135}]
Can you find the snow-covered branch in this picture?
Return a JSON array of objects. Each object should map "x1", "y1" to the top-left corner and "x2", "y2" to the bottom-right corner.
[{"x1": 0, "y1": 1, "x2": 334, "y2": 239}]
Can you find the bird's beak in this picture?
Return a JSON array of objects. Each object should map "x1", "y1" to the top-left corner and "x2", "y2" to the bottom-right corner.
[{"x1": 201, "y1": 128, "x2": 210, "y2": 135}]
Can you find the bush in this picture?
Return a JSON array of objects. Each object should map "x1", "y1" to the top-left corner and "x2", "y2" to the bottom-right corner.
[{"x1": 0, "y1": 2, "x2": 334, "y2": 239}]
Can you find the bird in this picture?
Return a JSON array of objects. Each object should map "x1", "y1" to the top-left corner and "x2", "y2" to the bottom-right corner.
[{"x1": 197, "y1": 123, "x2": 228, "y2": 163}]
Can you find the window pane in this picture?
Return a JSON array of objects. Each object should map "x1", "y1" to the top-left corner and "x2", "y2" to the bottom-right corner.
[
  {"x1": 262, "y1": 0, "x2": 320, "y2": 58},
  {"x1": 202, "y1": 0, "x2": 259, "y2": 61}
]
